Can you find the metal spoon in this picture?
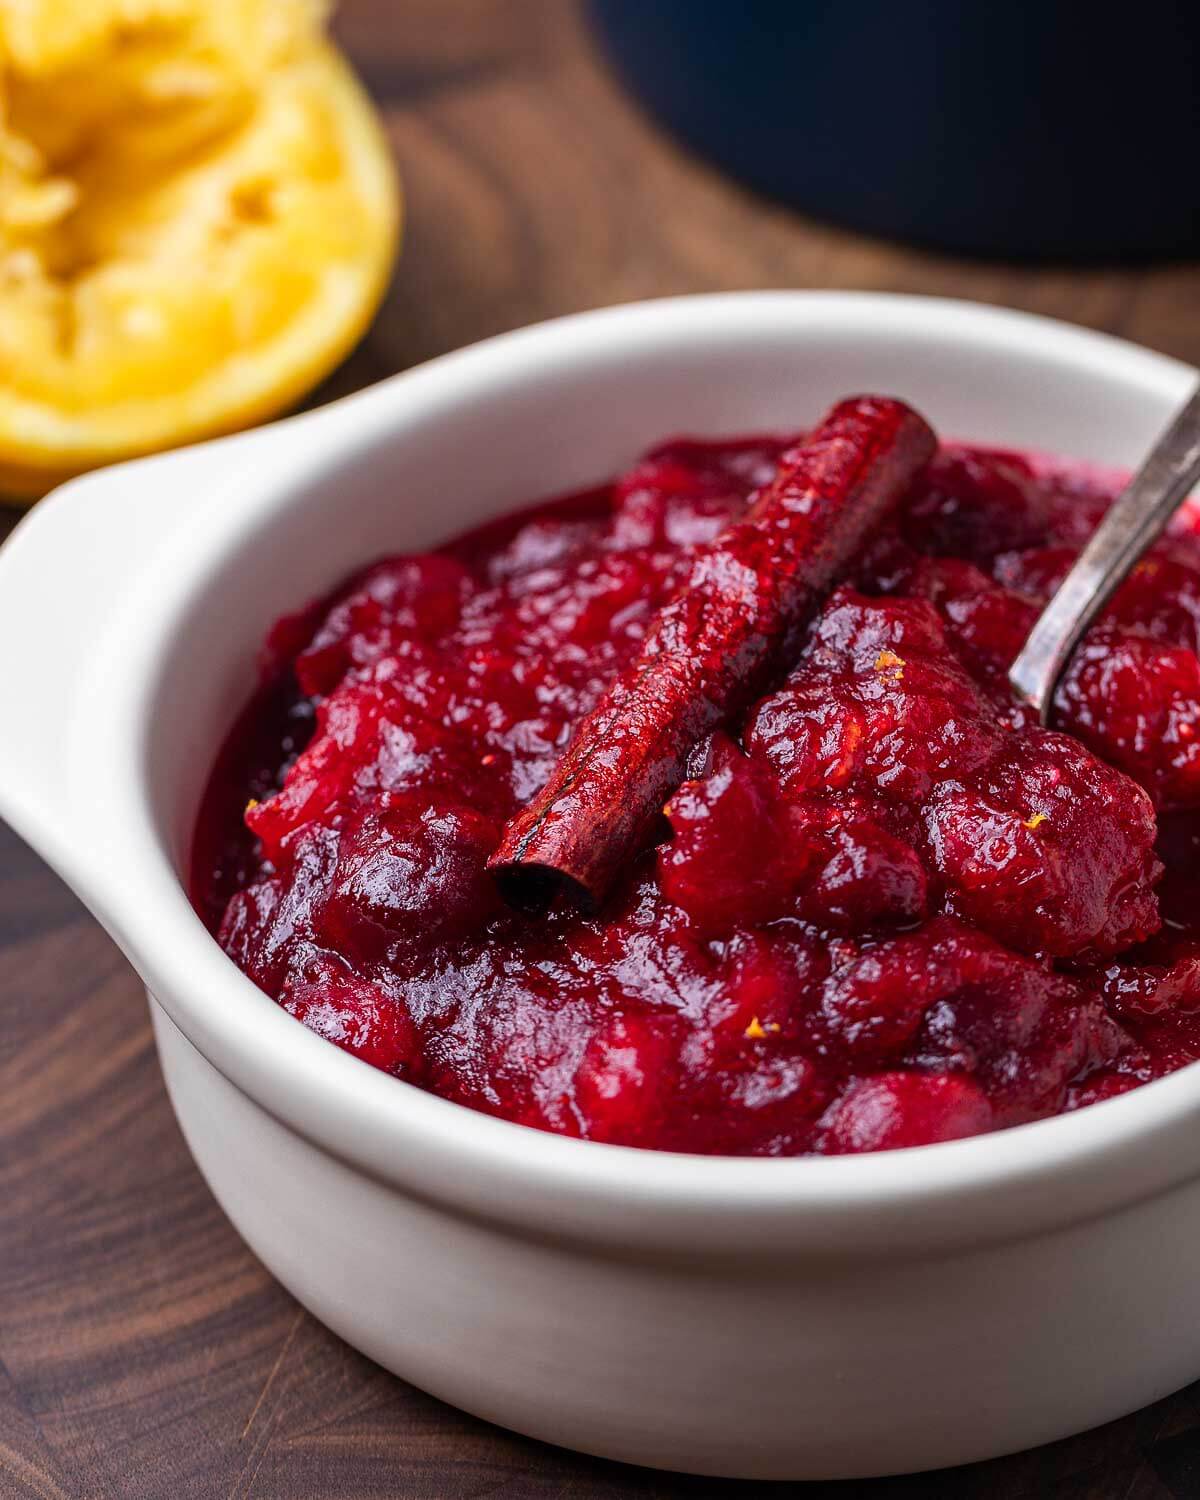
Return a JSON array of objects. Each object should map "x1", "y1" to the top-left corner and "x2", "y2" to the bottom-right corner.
[{"x1": 1009, "y1": 381, "x2": 1200, "y2": 722}]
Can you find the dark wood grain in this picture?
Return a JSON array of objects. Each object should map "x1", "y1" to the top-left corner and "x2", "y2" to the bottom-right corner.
[{"x1": 3, "y1": 2, "x2": 1200, "y2": 1495}]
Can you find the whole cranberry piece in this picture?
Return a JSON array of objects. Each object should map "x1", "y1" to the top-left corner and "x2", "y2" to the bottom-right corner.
[
  {"x1": 573, "y1": 1012, "x2": 677, "y2": 1144},
  {"x1": 745, "y1": 685, "x2": 869, "y2": 797},
  {"x1": 822, "y1": 1071, "x2": 993, "y2": 1153},
  {"x1": 820, "y1": 928, "x2": 938, "y2": 1061},
  {"x1": 1101, "y1": 947, "x2": 1200, "y2": 1022},
  {"x1": 317, "y1": 796, "x2": 501, "y2": 956},
  {"x1": 218, "y1": 823, "x2": 340, "y2": 990},
  {"x1": 910, "y1": 556, "x2": 1039, "y2": 692},
  {"x1": 611, "y1": 437, "x2": 781, "y2": 552},
  {"x1": 797, "y1": 817, "x2": 929, "y2": 933},
  {"x1": 925, "y1": 729, "x2": 1161, "y2": 958},
  {"x1": 898, "y1": 917, "x2": 1122, "y2": 1124},
  {"x1": 820, "y1": 915, "x2": 1118, "y2": 1126},
  {"x1": 992, "y1": 545, "x2": 1078, "y2": 603},
  {"x1": 248, "y1": 655, "x2": 488, "y2": 865},
  {"x1": 717, "y1": 931, "x2": 819, "y2": 1033},
  {"x1": 900, "y1": 446, "x2": 1050, "y2": 562},
  {"x1": 658, "y1": 738, "x2": 823, "y2": 932},
  {"x1": 707, "y1": 1052, "x2": 829, "y2": 1156},
  {"x1": 819, "y1": 590, "x2": 1002, "y2": 797},
  {"x1": 1106, "y1": 551, "x2": 1200, "y2": 654},
  {"x1": 280, "y1": 956, "x2": 417, "y2": 1075},
  {"x1": 1057, "y1": 628, "x2": 1200, "y2": 808},
  {"x1": 217, "y1": 877, "x2": 285, "y2": 991},
  {"x1": 296, "y1": 554, "x2": 472, "y2": 696}
]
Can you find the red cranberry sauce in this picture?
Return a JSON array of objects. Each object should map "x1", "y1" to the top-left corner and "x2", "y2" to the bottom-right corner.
[{"x1": 193, "y1": 437, "x2": 1200, "y2": 1155}]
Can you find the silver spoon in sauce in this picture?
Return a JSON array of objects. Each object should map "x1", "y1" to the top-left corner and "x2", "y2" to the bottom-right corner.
[{"x1": 1009, "y1": 381, "x2": 1200, "y2": 722}]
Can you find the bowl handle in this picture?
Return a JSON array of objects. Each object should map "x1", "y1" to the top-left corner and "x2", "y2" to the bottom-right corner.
[{"x1": 0, "y1": 427, "x2": 278, "y2": 874}]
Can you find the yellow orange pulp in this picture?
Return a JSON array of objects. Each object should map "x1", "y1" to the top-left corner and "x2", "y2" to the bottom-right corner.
[{"x1": 0, "y1": 0, "x2": 400, "y2": 498}]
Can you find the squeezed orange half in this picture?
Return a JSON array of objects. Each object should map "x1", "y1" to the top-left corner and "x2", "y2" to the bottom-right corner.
[{"x1": 0, "y1": 0, "x2": 400, "y2": 498}]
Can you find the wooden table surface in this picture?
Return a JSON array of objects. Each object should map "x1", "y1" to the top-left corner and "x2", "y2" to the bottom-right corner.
[{"x1": 4, "y1": 3, "x2": 1200, "y2": 1496}]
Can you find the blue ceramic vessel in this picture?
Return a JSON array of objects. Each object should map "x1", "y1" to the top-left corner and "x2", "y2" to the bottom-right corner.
[{"x1": 588, "y1": 1, "x2": 1200, "y2": 261}]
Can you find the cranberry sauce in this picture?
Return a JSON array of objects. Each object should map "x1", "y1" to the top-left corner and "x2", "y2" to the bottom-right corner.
[{"x1": 192, "y1": 436, "x2": 1200, "y2": 1155}]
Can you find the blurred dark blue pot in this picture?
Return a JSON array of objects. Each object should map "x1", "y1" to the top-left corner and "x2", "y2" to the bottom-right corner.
[{"x1": 587, "y1": 0, "x2": 1200, "y2": 262}]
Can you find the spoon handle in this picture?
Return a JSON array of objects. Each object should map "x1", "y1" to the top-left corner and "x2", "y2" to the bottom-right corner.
[{"x1": 1009, "y1": 381, "x2": 1200, "y2": 722}]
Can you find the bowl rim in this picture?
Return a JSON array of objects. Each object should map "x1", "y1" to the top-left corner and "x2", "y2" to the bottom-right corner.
[{"x1": 58, "y1": 290, "x2": 1200, "y2": 1256}]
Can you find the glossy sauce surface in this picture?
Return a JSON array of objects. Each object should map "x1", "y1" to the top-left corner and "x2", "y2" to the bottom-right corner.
[{"x1": 193, "y1": 436, "x2": 1200, "y2": 1154}]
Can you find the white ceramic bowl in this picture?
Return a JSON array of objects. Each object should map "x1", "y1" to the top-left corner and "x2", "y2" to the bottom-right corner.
[{"x1": 3, "y1": 293, "x2": 1199, "y2": 1482}]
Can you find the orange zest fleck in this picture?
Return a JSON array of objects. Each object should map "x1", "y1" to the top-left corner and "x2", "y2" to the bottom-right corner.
[
  {"x1": 744, "y1": 1017, "x2": 781, "y2": 1040},
  {"x1": 245, "y1": 797, "x2": 259, "y2": 814},
  {"x1": 1023, "y1": 812, "x2": 1047, "y2": 830},
  {"x1": 874, "y1": 648, "x2": 906, "y2": 677}
]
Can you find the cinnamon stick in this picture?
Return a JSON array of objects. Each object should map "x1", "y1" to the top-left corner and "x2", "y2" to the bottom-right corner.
[{"x1": 489, "y1": 395, "x2": 937, "y2": 911}]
